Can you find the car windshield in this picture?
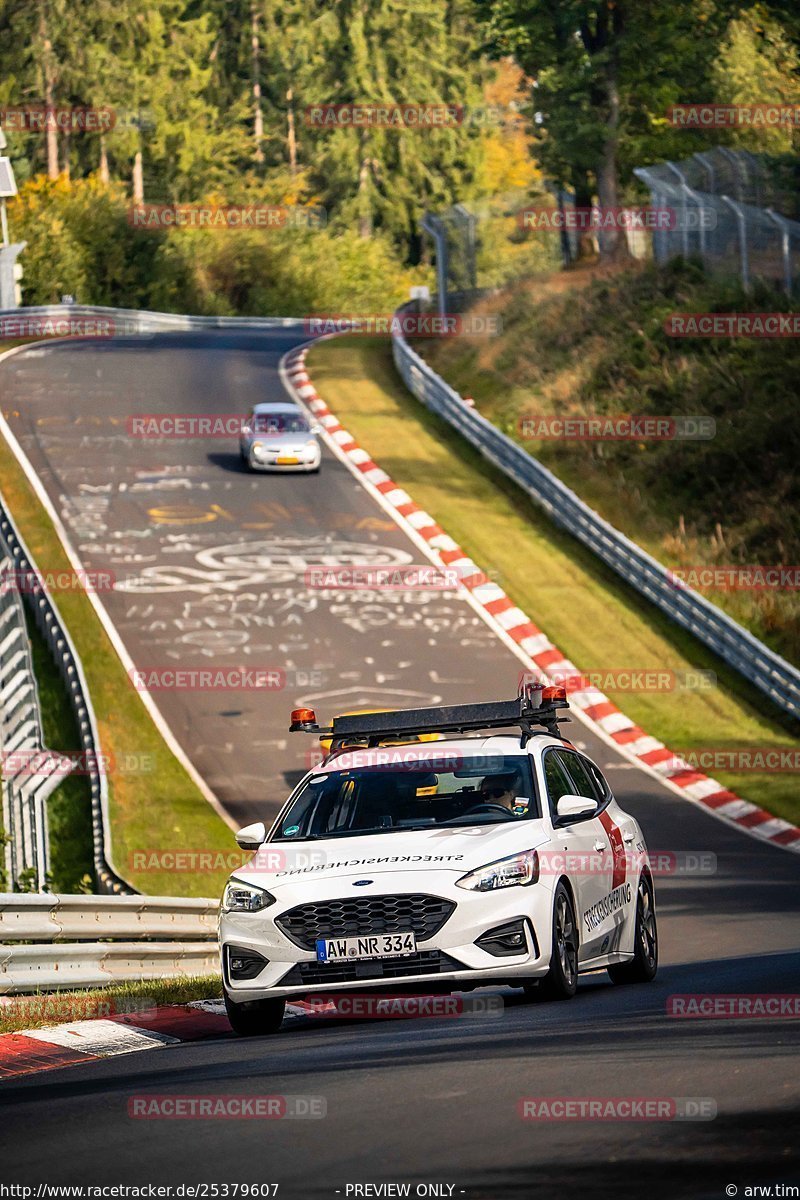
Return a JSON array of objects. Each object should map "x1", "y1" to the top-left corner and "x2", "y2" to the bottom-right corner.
[
  {"x1": 250, "y1": 413, "x2": 310, "y2": 434},
  {"x1": 272, "y1": 754, "x2": 539, "y2": 840}
]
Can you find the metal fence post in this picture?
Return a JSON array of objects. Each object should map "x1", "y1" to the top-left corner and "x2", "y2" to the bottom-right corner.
[
  {"x1": 718, "y1": 147, "x2": 746, "y2": 202},
  {"x1": 683, "y1": 183, "x2": 708, "y2": 257},
  {"x1": 454, "y1": 204, "x2": 477, "y2": 290},
  {"x1": 693, "y1": 152, "x2": 716, "y2": 194},
  {"x1": 421, "y1": 215, "x2": 448, "y2": 321},
  {"x1": 721, "y1": 195, "x2": 750, "y2": 290},
  {"x1": 765, "y1": 208, "x2": 793, "y2": 295},
  {"x1": 665, "y1": 162, "x2": 690, "y2": 257}
]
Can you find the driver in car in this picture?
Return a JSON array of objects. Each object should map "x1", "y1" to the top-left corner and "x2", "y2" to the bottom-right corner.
[{"x1": 478, "y1": 771, "x2": 525, "y2": 813}]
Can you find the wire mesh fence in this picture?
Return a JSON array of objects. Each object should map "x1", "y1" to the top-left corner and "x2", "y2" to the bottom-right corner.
[
  {"x1": 634, "y1": 147, "x2": 800, "y2": 293},
  {"x1": 424, "y1": 149, "x2": 800, "y2": 307}
]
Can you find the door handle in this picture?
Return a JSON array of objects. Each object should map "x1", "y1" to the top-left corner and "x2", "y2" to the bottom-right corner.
[{"x1": 593, "y1": 841, "x2": 605, "y2": 852}]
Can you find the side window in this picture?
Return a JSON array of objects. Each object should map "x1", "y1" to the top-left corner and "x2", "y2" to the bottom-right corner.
[
  {"x1": 582, "y1": 756, "x2": 611, "y2": 802},
  {"x1": 561, "y1": 753, "x2": 601, "y2": 801},
  {"x1": 543, "y1": 750, "x2": 576, "y2": 814}
]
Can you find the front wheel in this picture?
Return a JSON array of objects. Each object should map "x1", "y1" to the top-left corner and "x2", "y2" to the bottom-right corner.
[
  {"x1": 537, "y1": 881, "x2": 579, "y2": 1001},
  {"x1": 608, "y1": 873, "x2": 658, "y2": 984},
  {"x1": 224, "y1": 991, "x2": 286, "y2": 1037}
]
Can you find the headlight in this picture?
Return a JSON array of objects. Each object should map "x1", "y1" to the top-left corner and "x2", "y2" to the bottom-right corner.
[
  {"x1": 252, "y1": 440, "x2": 266, "y2": 455},
  {"x1": 305, "y1": 440, "x2": 318, "y2": 452},
  {"x1": 456, "y1": 849, "x2": 539, "y2": 892},
  {"x1": 221, "y1": 879, "x2": 275, "y2": 912}
]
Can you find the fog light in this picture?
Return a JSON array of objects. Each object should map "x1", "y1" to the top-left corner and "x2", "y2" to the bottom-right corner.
[
  {"x1": 227, "y1": 945, "x2": 269, "y2": 981},
  {"x1": 475, "y1": 918, "x2": 533, "y2": 957}
]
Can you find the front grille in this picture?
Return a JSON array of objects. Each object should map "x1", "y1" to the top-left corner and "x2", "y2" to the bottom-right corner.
[
  {"x1": 279, "y1": 950, "x2": 464, "y2": 987},
  {"x1": 276, "y1": 894, "x2": 455, "y2": 951}
]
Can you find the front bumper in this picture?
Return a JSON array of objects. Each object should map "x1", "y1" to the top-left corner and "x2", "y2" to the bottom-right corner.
[
  {"x1": 247, "y1": 443, "x2": 321, "y2": 472},
  {"x1": 219, "y1": 871, "x2": 554, "y2": 1002}
]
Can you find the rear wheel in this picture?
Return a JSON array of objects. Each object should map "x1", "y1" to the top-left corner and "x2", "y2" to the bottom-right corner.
[
  {"x1": 536, "y1": 882, "x2": 579, "y2": 1001},
  {"x1": 224, "y1": 991, "x2": 286, "y2": 1037},
  {"x1": 608, "y1": 873, "x2": 658, "y2": 984}
]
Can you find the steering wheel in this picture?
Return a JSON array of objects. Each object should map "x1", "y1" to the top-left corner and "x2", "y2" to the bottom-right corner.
[{"x1": 464, "y1": 803, "x2": 512, "y2": 816}]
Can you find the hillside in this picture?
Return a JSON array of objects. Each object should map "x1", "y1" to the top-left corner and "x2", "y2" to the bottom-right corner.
[{"x1": 417, "y1": 260, "x2": 800, "y2": 664}]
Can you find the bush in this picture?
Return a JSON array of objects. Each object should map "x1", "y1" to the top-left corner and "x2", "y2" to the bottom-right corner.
[{"x1": 9, "y1": 175, "x2": 424, "y2": 315}]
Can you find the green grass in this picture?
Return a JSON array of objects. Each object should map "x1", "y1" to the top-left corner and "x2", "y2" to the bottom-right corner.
[
  {"x1": 0, "y1": 975, "x2": 222, "y2": 1034},
  {"x1": 0, "y1": 424, "x2": 234, "y2": 898},
  {"x1": 418, "y1": 259, "x2": 800, "y2": 664},
  {"x1": 23, "y1": 607, "x2": 94, "y2": 894},
  {"x1": 307, "y1": 335, "x2": 800, "y2": 827}
]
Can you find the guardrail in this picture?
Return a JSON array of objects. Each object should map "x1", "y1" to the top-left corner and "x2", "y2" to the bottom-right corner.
[
  {"x1": 0, "y1": 303, "x2": 303, "y2": 333},
  {"x1": 391, "y1": 301, "x2": 800, "y2": 721},
  {"x1": 0, "y1": 893, "x2": 219, "y2": 992},
  {"x1": 0, "y1": 494, "x2": 131, "y2": 894},
  {"x1": 0, "y1": 515, "x2": 74, "y2": 891}
]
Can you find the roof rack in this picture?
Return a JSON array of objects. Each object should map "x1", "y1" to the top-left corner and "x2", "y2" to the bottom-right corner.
[{"x1": 289, "y1": 683, "x2": 570, "y2": 748}]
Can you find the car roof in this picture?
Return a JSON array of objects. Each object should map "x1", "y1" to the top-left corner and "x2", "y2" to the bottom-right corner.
[
  {"x1": 251, "y1": 401, "x2": 299, "y2": 415},
  {"x1": 313, "y1": 733, "x2": 565, "y2": 773}
]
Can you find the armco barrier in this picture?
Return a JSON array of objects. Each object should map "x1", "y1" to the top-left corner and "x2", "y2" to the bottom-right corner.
[
  {"x1": 0, "y1": 893, "x2": 219, "y2": 992},
  {"x1": 391, "y1": 302, "x2": 800, "y2": 722},
  {"x1": 0, "y1": 303, "x2": 302, "y2": 335},
  {"x1": 0, "y1": 529, "x2": 74, "y2": 892},
  {"x1": 0, "y1": 494, "x2": 131, "y2": 894}
]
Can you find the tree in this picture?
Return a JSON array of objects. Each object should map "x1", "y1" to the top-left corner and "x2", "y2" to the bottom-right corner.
[
  {"x1": 293, "y1": 0, "x2": 486, "y2": 257},
  {"x1": 473, "y1": 0, "x2": 737, "y2": 259},
  {"x1": 713, "y1": 5, "x2": 800, "y2": 154}
]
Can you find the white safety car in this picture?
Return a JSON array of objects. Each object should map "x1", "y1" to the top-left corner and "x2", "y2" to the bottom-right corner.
[{"x1": 219, "y1": 686, "x2": 658, "y2": 1035}]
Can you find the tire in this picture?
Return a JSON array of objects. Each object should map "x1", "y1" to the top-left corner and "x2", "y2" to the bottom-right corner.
[
  {"x1": 538, "y1": 881, "x2": 579, "y2": 1001},
  {"x1": 224, "y1": 990, "x2": 286, "y2": 1037},
  {"x1": 608, "y1": 873, "x2": 658, "y2": 984}
]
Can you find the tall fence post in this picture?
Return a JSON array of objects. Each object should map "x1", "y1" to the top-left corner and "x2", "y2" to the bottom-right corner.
[
  {"x1": 693, "y1": 152, "x2": 716, "y2": 194},
  {"x1": 665, "y1": 162, "x2": 690, "y2": 257},
  {"x1": 765, "y1": 208, "x2": 793, "y2": 295},
  {"x1": 422, "y1": 215, "x2": 448, "y2": 321},
  {"x1": 721, "y1": 195, "x2": 750, "y2": 290}
]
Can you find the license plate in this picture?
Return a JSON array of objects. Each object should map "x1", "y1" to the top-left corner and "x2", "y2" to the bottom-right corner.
[
  {"x1": 276, "y1": 456, "x2": 299, "y2": 465},
  {"x1": 315, "y1": 932, "x2": 417, "y2": 963}
]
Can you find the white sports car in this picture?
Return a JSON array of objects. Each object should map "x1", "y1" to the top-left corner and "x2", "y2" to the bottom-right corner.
[
  {"x1": 239, "y1": 401, "x2": 322, "y2": 472},
  {"x1": 219, "y1": 686, "x2": 658, "y2": 1036}
]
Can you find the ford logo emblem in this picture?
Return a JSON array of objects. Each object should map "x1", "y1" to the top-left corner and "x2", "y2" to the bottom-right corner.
[{"x1": 353, "y1": 879, "x2": 373, "y2": 887}]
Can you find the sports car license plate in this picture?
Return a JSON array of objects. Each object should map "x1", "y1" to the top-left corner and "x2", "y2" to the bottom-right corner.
[
  {"x1": 276, "y1": 456, "x2": 299, "y2": 464},
  {"x1": 315, "y1": 932, "x2": 417, "y2": 963}
]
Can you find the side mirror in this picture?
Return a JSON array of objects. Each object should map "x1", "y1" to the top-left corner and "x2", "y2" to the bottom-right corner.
[
  {"x1": 311, "y1": 424, "x2": 323, "y2": 436},
  {"x1": 235, "y1": 821, "x2": 267, "y2": 850},
  {"x1": 555, "y1": 795, "x2": 597, "y2": 824}
]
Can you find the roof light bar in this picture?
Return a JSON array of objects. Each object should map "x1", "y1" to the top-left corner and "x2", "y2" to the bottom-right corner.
[{"x1": 288, "y1": 682, "x2": 569, "y2": 744}]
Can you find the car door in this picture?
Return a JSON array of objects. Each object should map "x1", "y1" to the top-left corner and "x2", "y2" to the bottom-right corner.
[
  {"x1": 540, "y1": 747, "x2": 613, "y2": 964},
  {"x1": 561, "y1": 750, "x2": 635, "y2": 961}
]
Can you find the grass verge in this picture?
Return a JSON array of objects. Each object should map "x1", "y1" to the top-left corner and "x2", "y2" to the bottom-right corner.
[
  {"x1": 307, "y1": 335, "x2": 800, "y2": 827},
  {"x1": 0, "y1": 975, "x2": 222, "y2": 1035},
  {"x1": 0, "y1": 359, "x2": 234, "y2": 896}
]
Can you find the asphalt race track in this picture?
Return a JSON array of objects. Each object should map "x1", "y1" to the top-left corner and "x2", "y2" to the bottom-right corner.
[{"x1": 1, "y1": 331, "x2": 798, "y2": 1197}]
